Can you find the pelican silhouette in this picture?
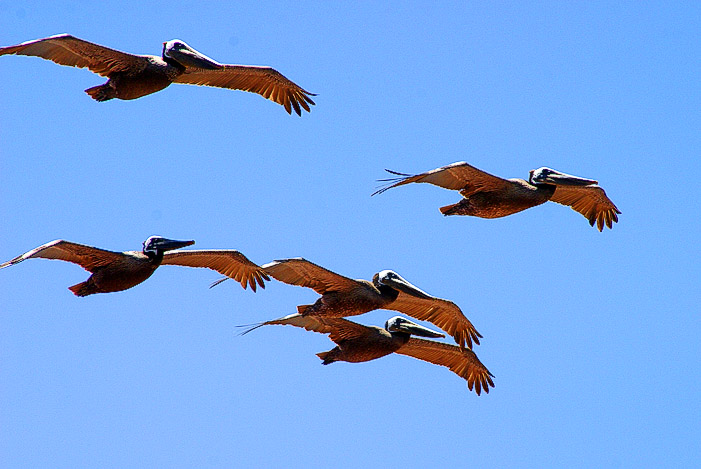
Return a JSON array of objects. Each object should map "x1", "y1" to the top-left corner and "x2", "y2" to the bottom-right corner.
[
  {"x1": 374, "y1": 162, "x2": 620, "y2": 231},
  {"x1": 244, "y1": 314, "x2": 495, "y2": 395},
  {"x1": 0, "y1": 34, "x2": 315, "y2": 114},
  {"x1": 1, "y1": 236, "x2": 269, "y2": 295}
]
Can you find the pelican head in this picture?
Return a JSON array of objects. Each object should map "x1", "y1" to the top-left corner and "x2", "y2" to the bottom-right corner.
[
  {"x1": 529, "y1": 167, "x2": 598, "y2": 187},
  {"x1": 385, "y1": 316, "x2": 445, "y2": 338},
  {"x1": 142, "y1": 236, "x2": 195, "y2": 256},
  {"x1": 162, "y1": 39, "x2": 221, "y2": 70},
  {"x1": 374, "y1": 270, "x2": 433, "y2": 299}
]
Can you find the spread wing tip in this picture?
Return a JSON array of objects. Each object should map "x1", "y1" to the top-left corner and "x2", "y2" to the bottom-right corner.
[{"x1": 371, "y1": 170, "x2": 413, "y2": 196}]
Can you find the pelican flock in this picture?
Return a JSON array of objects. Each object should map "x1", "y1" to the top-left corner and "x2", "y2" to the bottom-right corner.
[{"x1": 2, "y1": 32, "x2": 623, "y2": 397}]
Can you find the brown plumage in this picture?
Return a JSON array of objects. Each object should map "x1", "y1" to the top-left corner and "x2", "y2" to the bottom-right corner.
[
  {"x1": 259, "y1": 258, "x2": 482, "y2": 350},
  {"x1": 0, "y1": 34, "x2": 315, "y2": 115},
  {"x1": 374, "y1": 162, "x2": 621, "y2": 231},
  {"x1": 245, "y1": 314, "x2": 495, "y2": 395},
  {"x1": 1, "y1": 236, "x2": 269, "y2": 296},
  {"x1": 159, "y1": 249, "x2": 269, "y2": 292}
]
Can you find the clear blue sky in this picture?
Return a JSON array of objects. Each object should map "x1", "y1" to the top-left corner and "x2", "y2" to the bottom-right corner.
[{"x1": 1, "y1": 2, "x2": 699, "y2": 467}]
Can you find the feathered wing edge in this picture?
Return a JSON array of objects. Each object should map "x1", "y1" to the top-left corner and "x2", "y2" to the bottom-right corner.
[
  {"x1": 161, "y1": 249, "x2": 269, "y2": 291},
  {"x1": 396, "y1": 338, "x2": 495, "y2": 395}
]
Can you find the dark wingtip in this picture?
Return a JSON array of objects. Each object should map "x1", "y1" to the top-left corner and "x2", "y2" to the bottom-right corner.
[
  {"x1": 256, "y1": 273, "x2": 269, "y2": 290},
  {"x1": 209, "y1": 277, "x2": 229, "y2": 289},
  {"x1": 291, "y1": 99, "x2": 301, "y2": 116},
  {"x1": 371, "y1": 170, "x2": 411, "y2": 196},
  {"x1": 236, "y1": 322, "x2": 265, "y2": 336},
  {"x1": 384, "y1": 169, "x2": 410, "y2": 177}
]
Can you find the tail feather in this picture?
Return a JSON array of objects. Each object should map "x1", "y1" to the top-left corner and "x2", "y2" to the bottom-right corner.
[
  {"x1": 439, "y1": 203, "x2": 459, "y2": 215},
  {"x1": 68, "y1": 281, "x2": 94, "y2": 297},
  {"x1": 85, "y1": 84, "x2": 114, "y2": 102},
  {"x1": 316, "y1": 351, "x2": 335, "y2": 365}
]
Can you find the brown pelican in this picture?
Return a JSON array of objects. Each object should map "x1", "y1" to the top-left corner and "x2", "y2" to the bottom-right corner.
[
  {"x1": 255, "y1": 257, "x2": 482, "y2": 350},
  {"x1": 0, "y1": 34, "x2": 315, "y2": 115},
  {"x1": 0, "y1": 236, "x2": 269, "y2": 296},
  {"x1": 373, "y1": 162, "x2": 621, "y2": 231},
  {"x1": 244, "y1": 314, "x2": 495, "y2": 395}
]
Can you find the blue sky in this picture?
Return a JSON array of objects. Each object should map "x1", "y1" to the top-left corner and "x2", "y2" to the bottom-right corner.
[{"x1": 1, "y1": 2, "x2": 699, "y2": 467}]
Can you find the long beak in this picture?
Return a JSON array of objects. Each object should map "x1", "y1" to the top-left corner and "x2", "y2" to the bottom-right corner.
[
  {"x1": 167, "y1": 45, "x2": 221, "y2": 70},
  {"x1": 540, "y1": 170, "x2": 598, "y2": 186},
  {"x1": 388, "y1": 317, "x2": 445, "y2": 338},
  {"x1": 154, "y1": 238, "x2": 195, "y2": 252},
  {"x1": 378, "y1": 270, "x2": 433, "y2": 300}
]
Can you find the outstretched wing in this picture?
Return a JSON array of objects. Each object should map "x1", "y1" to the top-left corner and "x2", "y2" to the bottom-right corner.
[
  {"x1": 242, "y1": 313, "x2": 370, "y2": 341},
  {"x1": 384, "y1": 290, "x2": 482, "y2": 350},
  {"x1": 173, "y1": 65, "x2": 315, "y2": 115},
  {"x1": 161, "y1": 249, "x2": 269, "y2": 291},
  {"x1": 550, "y1": 184, "x2": 621, "y2": 231},
  {"x1": 0, "y1": 34, "x2": 151, "y2": 77},
  {"x1": 373, "y1": 161, "x2": 511, "y2": 197},
  {"x1": 0, "y1": 239, "x2": 124, "y2": 272},
  {"x1": 262, "y1": 258, "x2": 361, "y2": 294},
  {"x1": 396, "y1": 338, "x2": 495, "y2": 395}
]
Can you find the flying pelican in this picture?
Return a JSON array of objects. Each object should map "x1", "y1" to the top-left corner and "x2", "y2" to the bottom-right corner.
[
  {"x1": 0, "y1": 34, "x2": 315, "y2": 115},
  {"x1": 373, "y1": 162, "x2": 621, "y2": 231},
  {"x1": 0, "y1": 236, "x2": 269, "y2": 296},
  {"x1": 244, "y1": 314, "x2": 495, "y2": 395},
  {"x1": 253, "y1": 257, "x2": 482, "y2": 350}
]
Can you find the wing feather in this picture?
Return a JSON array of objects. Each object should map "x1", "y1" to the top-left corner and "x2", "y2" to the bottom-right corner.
[
  {"x1": 262, "y1": 258, "x2": 361, "y2": 294},
  {"x1": 385, "y1": 292, "x2": 482, "y2": 350},
  {"x1": 0, "y1": 240, "x2": 124, "y2": 272},
  {"x1": 243, "y1": 313, "x2": 370, "y2": 341},
  {"x1": 161, "y1": 249, "x2": 269, "y2": 291},
  {"x1": 549, "y1": 184, "x2": 621, "y2": 231},
  {"x1": 373, "y1": 161, "x2": 511, "y2": 196},
  {"x1": 173, "y1": 64, "x2": 315, "y2": 115},
  {"x1": 396, "y1": 338, "x2": 495, "y2": 395},
  {"x1": 0, "y1": 34, "x2": 151, "y2": 77}
]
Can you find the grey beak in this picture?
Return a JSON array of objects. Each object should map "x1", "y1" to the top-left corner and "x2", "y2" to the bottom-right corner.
[
  {"x1": 155, "y1": 238, "x2": 195, "y2": 252},
  {"x1": 541, "y1": 171, "x2": 598, "y2": 186},
  {"x1": 167, "y1": 45, "x2": 221, "y2": 70},
  {"x1": 378, "y1": 270, "x2": 433, "y2": 300},
  {"x1": 388, "y1": 317, "x2": 445, "y2": 338}
]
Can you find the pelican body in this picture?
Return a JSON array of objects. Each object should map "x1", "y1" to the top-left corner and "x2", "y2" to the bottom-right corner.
[
  {"x1": 442, "y1": 178, "x2": 555, "y2": 219},
  {"x1": 316, "y1": 316, "x2": 443, "y2": 364},
  {"x1": 245, "y1": 314, "x2": 495, "y2": 395},
  {"x1": 1, "y1": 236, "x2": 270, "y2": 296},
  {"x1": 1, "y1": 236, "x2": 195, "y2": 296},
  {"x1": 374, "y1": 162, "x2": 621, "y2": 231},
  {"x1": 259, "y1": 258, "x2": 482, "y2": 350},
  {"x1": 0, "y1": 34, "x2": 315, "y2": 114},
  {"x1": 297, "y1": 273, "x2": 400, "y2": 318}
]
